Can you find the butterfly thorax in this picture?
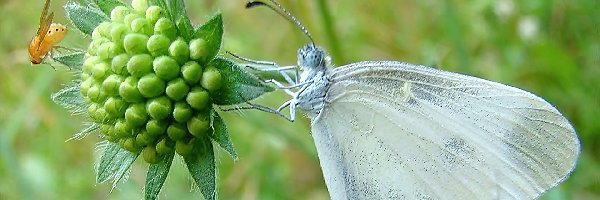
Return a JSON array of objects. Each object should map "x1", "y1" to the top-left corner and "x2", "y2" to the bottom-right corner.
[{"x1": 296, "y1": 44, "x2": 333, "y2": 115}]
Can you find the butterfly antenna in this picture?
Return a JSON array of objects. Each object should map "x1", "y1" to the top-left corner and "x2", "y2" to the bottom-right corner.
[{"x1": 246, "y1": 0, "x2": 315, "y2": 46}]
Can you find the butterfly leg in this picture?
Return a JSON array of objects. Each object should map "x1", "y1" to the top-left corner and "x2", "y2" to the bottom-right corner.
[
  {"x1": 219, "y1": 102, "x2": 294, "y2": 122},
  {"x1": 226, "y1": 51, "x2": 297, "y2": 85},
  {"x1": 265, "y1": 79, "x2": 295, "y2": 96}
]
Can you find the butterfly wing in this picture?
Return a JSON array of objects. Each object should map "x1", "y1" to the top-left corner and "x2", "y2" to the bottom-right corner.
[{"x1": 310, "y1": 61, "x2": 579, "y2": 200}]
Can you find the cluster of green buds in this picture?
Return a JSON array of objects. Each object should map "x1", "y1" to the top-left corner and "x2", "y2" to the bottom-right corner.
[
  {"x1": 54, "y1": 0, "x2": 272, "y2": 199},
  {"x1": 80, "y1": 0, "x2": 222, "y2": 163}
]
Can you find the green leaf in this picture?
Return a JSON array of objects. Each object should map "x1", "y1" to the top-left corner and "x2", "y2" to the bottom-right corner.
[
  {"x1": 92, "y1": 0, "x2": 126, "y2": 15},
  {"x1": 51, "y1": 82, "x2": 86, "y2": 115},
  {"x1": 148, "y1": 0, "x2": 167, "y2": 8},
  {"x1": 53, "y1": 51, "x2": 85, "y2": 70},
  {"x1": 210, "y1": 58, "x2": 274, "y2": 105},
  {"x1": 177, "y1": 15, "x2": 194, "y2": 41},
  {"x1": 96, "y1": 141, "x2": 139, "y2": 188},
  {"x1": 185, "y1": 138, "x2": 216, "y2": 200},
  {"x1": 145, "y1": 151, "x2": 174, "y2": 200},
  {"x1": 67, "y1": 123, "x2": 100, "y2": 141},
  {"x1": 65, "y1": 1, "x2": 109, "y2": 35},
  {"x1": 210, "y1": 111, "x2": 237, "y2": 159},
  {"x1": 164, "y1": 0, "x2": 185, "y2": 21},
  {"x1": 194, "y1": 14, "x2": 223, "y2": 62},
  {"x1": 164, "y1": 0, "x2": 194, "y2": 40}
]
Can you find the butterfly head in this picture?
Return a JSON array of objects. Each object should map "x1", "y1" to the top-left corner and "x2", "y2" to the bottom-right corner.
[{"x1": 297, "y1": 44, "x2": 330, "y2": 71}]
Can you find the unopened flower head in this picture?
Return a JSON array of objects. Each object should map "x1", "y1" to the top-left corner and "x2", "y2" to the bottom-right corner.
[{"x1": 80, "y1": 0, "x2": 222, "y2": 163}]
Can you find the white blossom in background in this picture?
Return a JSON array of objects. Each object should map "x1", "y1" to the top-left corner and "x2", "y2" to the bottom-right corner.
[{"x1": 518, "y1": 16, "x2": 540, "y2": 42}]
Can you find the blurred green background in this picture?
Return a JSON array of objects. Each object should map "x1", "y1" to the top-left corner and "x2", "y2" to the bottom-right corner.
[{"x1": 1, "y1": 0, "x2": 598, "y2": 199}]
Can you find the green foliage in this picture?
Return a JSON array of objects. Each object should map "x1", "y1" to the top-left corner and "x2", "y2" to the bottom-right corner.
[
  {"x1": 93, "y1": 0, "x2": 127, "y2": 16},
  {"x1": 210, "y1": 58, "x2": 275, "y2": 105},
  {"x1": 145, "y1": 151, "x2": 174, "y2": 200},
  {"x1": 96, "y1": 141, "x2": 138, "y2": 186},
  {"x1": 51, "y1": 82, "x2": 86, "y2": 115},
  {"x1": 194, "y1": 14, "x2": 223, "y2": 64},
  {"x1": 64, "y1": 1, "x2": 109, "y2": 35},
  {"x1": 210, "y1": 111, "x2": 237, "y2": 159},
  {"x1": 53, "y1": 52, "x2": 85, "y2": 69},
  {"x1": 184, "y1": 135, "x2": 216, "y2": 200}
]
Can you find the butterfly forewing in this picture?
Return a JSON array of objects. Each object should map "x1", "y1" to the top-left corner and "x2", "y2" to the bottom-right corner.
[{"x1": 310, "y1": 61, "x2": 579, "y2": 200}]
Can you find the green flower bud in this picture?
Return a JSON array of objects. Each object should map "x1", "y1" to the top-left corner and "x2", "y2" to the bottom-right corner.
[
  {"x1": 146, "y1": 96, "x2": 172, "y2": 120},
  {"x1": 126, "y1": 54, "x2": 153, "y2": 77},
  {"x1": 111, "y1": 54, "x2": 130, "y2": 75},
  {"x1": 88, "y1": 84, "x2": 107, "y2": 103},
  {"x1": 102, "y1": 74, "x2": 124, "y2": 96},
  {"x1": 175, "y1": 139, "x2": 194, "y2": 156},
  {"x1": 87, "y1": 103, "x2": 98, "y2": 119},
  {"x1": 123, "y1": 137, "x2": 142, "y2": 152},
  {"x1": 92, "y1": 62, "x2": 110, "y2": 81},
  {"x1": 110, "y1": 6, "x2": 129, "y2": 22},
  {"x1": 147, "y1": 34, "x2": 170, "y2": 57},
  {"x1": 96, "y1": 22, "x2": 111, "y2": 38},
  {"x1": 131, "y1": 18, "x2": 152, "y2": 35},
  {"x1": 132, "y1": 0, "x2": 149, "y2": 14},
  {"x1": 189, "y1": 38, "x2": 207, "y2": 62},
  {"x1": 119, "y1": 76, "x2": 144, "y2": 103},
  {"x1": 135, "y1": 130, "x2": 153, "y2": 146},
  {"x1": 109, "y1": 23, "x2": 129, "y2": 44},
  {"x1": 124, "y1": 33, "x2": 149, "y2": 54},
  {"x1": 154, "y1": 18, "x2": 176, "y2": 40},
  {"x1": 143, "y1": 145, "x2": 159, "y2": 163},
  {"x1": 98, "y1": 42, "x2": 123, "y2": 60},
  {"x1": 169, "y1": 38, "x2": 189, "y2": 65},
  {"x1": 146, "y1": 119, "x2": 167, "y2": 136},
  {"x1": 181, "y1": 61, "x2": 202, "y2": 84},
  {"x1": 104, "y1": 97, "x2": 128, "y2": 117},
  {"x1": 124, "y1": 13, "x2": 143, "y2": 28},
  {"x1": 145, "y1": 6, "x2": 163, "y2": 24},
  {"x1": 83, "y1": 56, "x2": 101, "y2": 74},
  {"x1": 118, "y1": 138, "x2": 126, "y2": 148},
  {"x1": 201, "y1": 65, "x2": 222, "y2": 92},
  {"x1": 106, "y1": 129, "x2": 120, "y2": 142},
  {"x1": 173, "y1": 102, "x2": 193, "y2": 123},
  {"x1": 138, "y1": 73, "x2": 165, "y2": 98},
  {"x1": 186, "y1": 87, "x2": 210, "y2": 110},
  {"x1": 125, "y1": 103, "x2": 148, "y2": 127},
  {"x1": 165, "y1": 78, "x2": 190, "y2": 101},
  {"x1": 100, "y1": 124, "x2": 112, "y2": 136},
  {"x1": 88, "y1": 37, "x2": 109, "y2": 55},
  {"x1": 94, "y1": 107, "x2": 109, "y2": 122},
  {"x1": 81, "y1": 73, "x2": 90, "y2": 81},
  {"x1": 153, "y1": 56, "x2": 180, "y2": 80},
  {"x1": 167, "y1": 123, "x2": 187, "y2": 141},
  {"x1": 80, "y1": 78, "x2": 94, "y2": 97},
  {"x1": 156, "y1": 138, "x2": 174, "y2": 155},
  {"x1": 187, "y1": 113, "x2": 210, "y2": 137},
  {"x1": 91, "y1": 25, "x2": 103, "y2": 40},
  {"x1": 115, "y1": 119, "x2": 134, "y2": 138}
]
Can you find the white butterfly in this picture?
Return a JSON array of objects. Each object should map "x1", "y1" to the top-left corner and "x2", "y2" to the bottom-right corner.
[{"x1": 241, "y1": 1, "x2": 580, "y2": 199}]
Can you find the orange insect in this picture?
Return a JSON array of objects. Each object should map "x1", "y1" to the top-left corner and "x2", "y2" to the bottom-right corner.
[{"x1": 28, "y1": 0, "x2": 68, "y2": 64}]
